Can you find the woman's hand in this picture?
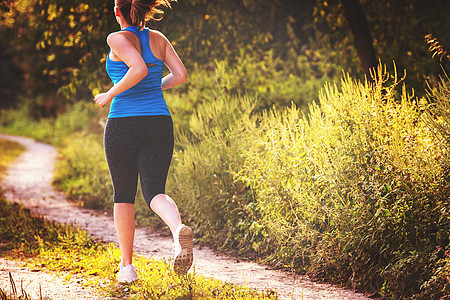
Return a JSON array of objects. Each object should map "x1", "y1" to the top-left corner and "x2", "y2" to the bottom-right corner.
[{"x1": 94, "y1": 92, "x2": 113, "y2": 108}]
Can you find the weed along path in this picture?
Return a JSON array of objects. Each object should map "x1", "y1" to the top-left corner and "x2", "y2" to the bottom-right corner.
[{"x1": 0, "y1": 134, "x2": 369, "y2": 300}]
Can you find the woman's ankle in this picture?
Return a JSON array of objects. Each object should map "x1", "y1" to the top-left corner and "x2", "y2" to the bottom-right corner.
[{"x1": 121, "y1": 258, "x2": 133, "y2": 268}]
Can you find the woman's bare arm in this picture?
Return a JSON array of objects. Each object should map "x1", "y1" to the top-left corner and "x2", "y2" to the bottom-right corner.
[
  {"x1": 160, "y1": 35, "x2": 188, "y2": 90},
  {"x1": 94, "y1": 32, "x2": 148, "y2": 108}
]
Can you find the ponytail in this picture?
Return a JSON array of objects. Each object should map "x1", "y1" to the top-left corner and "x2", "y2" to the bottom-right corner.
[{"x1": 116, "y1": 0, "x2": 173, "y2": 29}]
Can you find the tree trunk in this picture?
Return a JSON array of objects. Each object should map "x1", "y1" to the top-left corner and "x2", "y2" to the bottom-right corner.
[
  {"x1": 341, "y1": 0, "x2": 377, "y2": 79},
  {"x1": 269, "y1": 0, "x2": 277, "y2": 36}
]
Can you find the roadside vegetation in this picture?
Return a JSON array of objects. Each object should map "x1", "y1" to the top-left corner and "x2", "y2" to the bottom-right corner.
[
  {"x1": 1, "y1": 64, "x2": 449, "y2": 299},
  {"x1": 0, "y1": 139, "x2": 24, "y2": 176},
  {"x1": 168, "y1": 66, "x2": 450, "y2": 299},
  {"x1": 0, "y1": 139, "x2": 277, "y2": 299},
  {"x1": 1, "y1": 0, "x2": 449, "y2": 298}
]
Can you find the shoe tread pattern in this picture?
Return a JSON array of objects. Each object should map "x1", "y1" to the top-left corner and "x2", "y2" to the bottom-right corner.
[{"x1": 174, "y1": 226, "x2": 194, "y2": 275}]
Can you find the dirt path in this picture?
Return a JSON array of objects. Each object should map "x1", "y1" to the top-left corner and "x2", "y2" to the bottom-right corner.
[
  {"x1": 0, "y1": 258, "x2": 101, "y2": 300},
  {"x1": 0, "y1": 134, "x2": 369, "y2": 300}
]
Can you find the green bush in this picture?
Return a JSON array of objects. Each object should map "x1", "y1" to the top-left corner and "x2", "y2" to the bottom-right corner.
[
  {"x1": 165, "y1": 49, "x2": 342, "y2": 137},
  {"x1": 0, "y1": 101, "x2": 55, "y2": 142},
  {"x1": 415, "y1": 75, "x2": 450, "y2": 300},
  {"x1": 168, "y1": 88, "x2": 265, "y2": 252},
  {"x1": 53, "y1": 132, "x2": 111, "y2": 209},
  {"x1": 168, "y1": 64, "x2": 450, "y2": 298},
  {"x1": 2, "y1": 62, "x2": 448, "y2": 298},
  {"x1": 0, "y1": 101, "x2": 99, "y2": 146}
]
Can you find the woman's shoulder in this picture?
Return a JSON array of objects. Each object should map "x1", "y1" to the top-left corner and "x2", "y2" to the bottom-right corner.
[
  {"x1": 107, "y1": 30, "x2": 132, "y2": 44},
  {"x1": 148, "y1": 29, "x2": 171, "y2": 52},
  {"x1": 148, "y1": 29, "x2": 169, "y2": 40},
  {"x1": 107, "y1": 29, "x2": 129, "y2": 38},
  {"x1": 107, "y1": 30, "x2": 142, "y2": 52},
  {"x1": 106, "y1": 30, "x2": 119, "y2": 41}
]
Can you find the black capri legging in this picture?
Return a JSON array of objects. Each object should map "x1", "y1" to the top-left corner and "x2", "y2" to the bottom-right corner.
[{"x1": 104, "y1": 115, "x2": 174, "y2": 208}]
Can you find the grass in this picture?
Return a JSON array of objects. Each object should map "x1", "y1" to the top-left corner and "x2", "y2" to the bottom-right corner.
[
  {"x1": 1, "y1": 63, "x2": 449, "y2": 298},
  {"x1": 0, "y1": 272, "x2": 36, "y2": 300},
  {"x1": 0, "y1": 139, "x2": 25, "y2": 178},
  {"x1": 0, "y1": 138, "x2": 278, "y2": 299}
]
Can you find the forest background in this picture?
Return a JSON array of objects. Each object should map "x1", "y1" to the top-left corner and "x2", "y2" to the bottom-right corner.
[{"x1": 0, "y1": 0, "x2": 449, "y2": 299}]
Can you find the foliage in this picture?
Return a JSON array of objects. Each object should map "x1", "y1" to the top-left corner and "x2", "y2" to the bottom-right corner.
[
  {"x1": 1, "y1": 62, "x2": 449, "y2": 298},
  {"x1": 0, "y1": 107, "x2": 53, "y2": 144},
  {"x1": 0, "y1": 0, "x2": 347, "y2": 117},
  {"x1": 168, "y1": 64, "x2": 450, "y2": 298},
  {"x1": 52, "y1": 132, "x2": 111, "y2": 209},
  {"x1": 0, "y1": 0, "x2": 115, "y2": 115},
  {"x1": 2, "y1": 0, "x2": 450, "y2": 118},
  {"x1": 413, "y1": 75, "x2": 450, "y2": 300},
  {"x1": 314, "y1": 0, "x2": 450, "y2": 92},
  {"x1": 169, "y1": 89, "x2": 266, "y2": 255},
  {"x1": 425, "y1": 34, "x2": 450, "y2": 63},
  {"x1": 424, "y1": 74, "x2": 450, "y2": 148},
  {"x1": 0, "y1": 39, "x2": 22, "y2": 110},
  {"x1": 0, "y1": 101, "x2": 99, "y2": 146},
  {"x1": 166, "y1": 50, "x2": 340, "y2": 137},
  {"x1": 0, "y1": 139, "x2": 25, "y2": 178}
]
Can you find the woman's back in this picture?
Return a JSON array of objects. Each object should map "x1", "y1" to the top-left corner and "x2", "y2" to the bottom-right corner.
[{"x1": 106, "y1": 26, "x2": 170, "y2": 118}]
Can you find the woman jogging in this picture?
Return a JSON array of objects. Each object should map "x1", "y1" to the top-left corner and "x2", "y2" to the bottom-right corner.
[{"x1": 94, "y1": 0, "x2": 193, "y2": 283}]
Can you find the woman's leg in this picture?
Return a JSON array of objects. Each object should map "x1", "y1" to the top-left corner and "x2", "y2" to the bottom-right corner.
[
  {"x1": 114, "y1": 203, "x2": 136, "y2": 267},
  {"x1": 138, "y1": 116, "x2": 193, "y2": 274},
  {"x1": 150, "y1": 194, "x2": 181, "y2": 235},
  {"x1": 104, "y1": 118, "x2": 140, "y2": 268},
  {"x1": 150, "y1": 193, "x2": 193, "y2": 275},
  {"x1": 138, "y1": 116, "x2": 177, "y2": 230}
]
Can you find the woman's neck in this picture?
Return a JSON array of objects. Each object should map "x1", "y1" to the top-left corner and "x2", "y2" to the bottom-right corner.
[{"x1": 118, "y1": 17, "x2": 133, "y2": 30}]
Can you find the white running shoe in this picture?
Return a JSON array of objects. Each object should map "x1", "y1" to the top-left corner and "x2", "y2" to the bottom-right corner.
[
  {"x1": 173, "y1": 224, "x2": 194, "y2": 275},
  {"x1": 117, "y1": 261, "x2": 139, "y2": 283}
]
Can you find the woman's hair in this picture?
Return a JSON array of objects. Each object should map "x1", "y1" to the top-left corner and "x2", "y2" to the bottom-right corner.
[{"x1": 116, "y1": 0, "x2": 173, "y2": 29}]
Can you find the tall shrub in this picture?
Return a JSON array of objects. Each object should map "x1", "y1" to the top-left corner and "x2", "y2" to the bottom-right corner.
[
  {"x1": 168, "y1": 89, "x2": 268, "y2": 253},
  {"x1": 238, "y1": 66, "x2": 449, "y2": 296},
  {"x1": 169, "y1": 64, "x2": 450, "y2": 298}
]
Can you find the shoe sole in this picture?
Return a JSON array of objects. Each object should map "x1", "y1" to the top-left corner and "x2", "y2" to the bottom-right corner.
[
  {"x1": 117, "y1": 273, "x2": 139, "y2": 283},
  {"x1": 174, "y1": 226, "x2": 193, "y2": 275},
  {"x1": 118, "y1": 277, "x2": 139, "y2": 284}
]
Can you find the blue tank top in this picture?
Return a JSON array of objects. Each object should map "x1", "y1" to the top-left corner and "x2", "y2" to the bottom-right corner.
[{"x1": 106, "y1": 26, "x2": 170, "y2": 118}]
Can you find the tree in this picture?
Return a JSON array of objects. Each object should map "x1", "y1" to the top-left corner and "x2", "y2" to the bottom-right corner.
[
  {"x1": 313, "y1": 0, "x2": 450, "y2": 90},
  {"x1": 341, "y1": 0, "x2": 377, "y2": 78},
  {"x1": 0, "y1": 0, "x2": 115, "y2": 116},
  {"x1": 314, "y1": 0, "x2": 376, "y2": 78}
]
